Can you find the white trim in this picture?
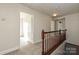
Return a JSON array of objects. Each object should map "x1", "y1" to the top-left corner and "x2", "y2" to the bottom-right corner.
[
  {"x1": 33, "y1": 39, "x2": 42, "y2": 44},
  {"x1": 0, "y1": 46, "x2": 19, "y2": 55}
]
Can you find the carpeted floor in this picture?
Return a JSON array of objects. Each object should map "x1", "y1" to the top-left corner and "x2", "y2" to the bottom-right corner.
[
  {"x1": 5, "y1": 42, "x2": 79, "y2": 55},
  {"x1": 5, "y1": 42, "x2": 42, "y2": 55}
]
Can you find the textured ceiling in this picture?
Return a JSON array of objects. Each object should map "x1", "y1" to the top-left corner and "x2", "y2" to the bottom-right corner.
[{"x1": 23, "y1": 3, "x2": 79, "y2": 17}]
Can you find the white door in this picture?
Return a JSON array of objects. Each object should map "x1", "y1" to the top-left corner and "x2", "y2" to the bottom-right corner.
[
  {"x1": 20, "y1": 12, "x2": 33, "y2": 48},
  {"x1": 51, "y1": 21, "x2": 55, "y2": 31}
]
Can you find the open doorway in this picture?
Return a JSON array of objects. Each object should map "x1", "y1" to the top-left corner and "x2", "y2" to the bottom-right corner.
[
  {"x1": 55, "y1": 18, "x2": 65, "y2": 30},
  {"x1": 20, "y1": 12, "x2": 33, "y2": 48}
]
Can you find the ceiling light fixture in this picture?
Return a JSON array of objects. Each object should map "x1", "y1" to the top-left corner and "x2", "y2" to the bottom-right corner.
[{"x1": 53, "y1": 13, "x2": 57, "y2": 17}]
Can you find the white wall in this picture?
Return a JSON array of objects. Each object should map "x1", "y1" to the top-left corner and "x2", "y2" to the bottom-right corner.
[
  {"x1": 0, "y1": 4, "x2": 52, "y2": 54},
  {"x1": 65, "y1": 13, "x2": 79, "y2": 45},
  {"x1": 19, "y1": 4, "x2": 52, "y2": 43},
  {"x1": 0, "y1": 4, "x2": 20, "y2": 54}
]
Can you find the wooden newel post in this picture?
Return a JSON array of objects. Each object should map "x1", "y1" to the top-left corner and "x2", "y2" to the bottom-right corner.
[
  {"x1": 59, "y1": 30, "x2": 61, "y2": 35},
  {"x1": 41, "y1": 30, "x2": 44, "y2": 55},
  {"x1": 59, "y1": 30, "x2": 61, "y2": 41},
  {"x1": 64, "y1": 29, "x2": 67, "y2": 40}
]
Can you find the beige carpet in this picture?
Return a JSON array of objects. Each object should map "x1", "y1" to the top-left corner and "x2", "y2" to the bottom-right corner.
[{"x1": 5, "y1": 42, "x2": 42, "y2": 55}]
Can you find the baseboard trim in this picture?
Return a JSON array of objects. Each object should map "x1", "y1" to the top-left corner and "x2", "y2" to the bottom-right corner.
[
  {"x1": 34, "y1": 40, "x2": 42, "y2": 45},
  {"x1": 0, "y1": 46, "x2": 19, "y2": 55}
]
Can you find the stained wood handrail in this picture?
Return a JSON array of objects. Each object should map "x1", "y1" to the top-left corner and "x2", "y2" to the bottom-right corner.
[
  {"x1": 41, "y1": 29, "x2": 67, "y2": 55},
  {"x1": 44, "y1": 29, "x2": 67, "y2": 34}
]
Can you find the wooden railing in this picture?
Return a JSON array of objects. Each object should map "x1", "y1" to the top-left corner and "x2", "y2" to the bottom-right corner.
[{"x1": 41, "y1": 29, "x2": 67, "y2": 55}]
